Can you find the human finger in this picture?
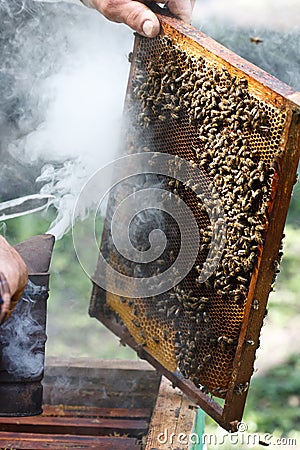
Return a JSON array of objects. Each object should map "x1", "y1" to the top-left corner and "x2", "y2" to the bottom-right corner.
[
  {"x1": 0, "y1": 272, "x2": 11, "y2": 324},
  {"x1": 93, "y1": 0, "x2": 161, "y2": 37}
]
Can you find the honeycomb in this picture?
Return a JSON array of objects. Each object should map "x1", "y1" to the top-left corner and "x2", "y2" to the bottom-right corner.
[
  {"x1": 95, "y1": 22, "x2": 298, "y2": 400},
  {"x1": 106, "y1": 292, "x2": 177, "y2": 371}
]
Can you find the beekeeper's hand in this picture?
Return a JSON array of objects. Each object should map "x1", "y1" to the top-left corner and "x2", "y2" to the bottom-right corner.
[
  {"x1": 82, "y1": 0, "x2": 194, "y2": 37},
  {"x1": 0, "y1": 236, "x2": 28, "y2": 323}
]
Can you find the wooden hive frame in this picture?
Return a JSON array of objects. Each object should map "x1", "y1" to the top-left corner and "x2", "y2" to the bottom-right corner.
[{"x1": 90, "y1": 8, "x2": 300, "y2": 432}]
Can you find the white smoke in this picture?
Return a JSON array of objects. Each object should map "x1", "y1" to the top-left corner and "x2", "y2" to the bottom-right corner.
[
  {"x1": 0, "y1": 0, "x2": 132, "y2": 237},
  {"x1": 194, "y1": 0, "x2": 300, "y2": 32},
  {"x1": 0, "y1": 280, "x2": 48, "y2": 378}
]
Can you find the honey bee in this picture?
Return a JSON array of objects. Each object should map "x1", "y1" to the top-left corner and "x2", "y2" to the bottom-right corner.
[
  {"x1": 252, "y1": 299, "x2": 259, "y2": 310},
  {"x1": 213, "y1": 386, "x2": 228, "y2": 396},
  {"x1": 203, "y1": 312, "x2": 209, "y2": 323},
  {"x1": 234, "y1": 382, "x2": 249, "y2": 395},
  {"x1": 218, "y1": 335, "x2": 234, "y2": 346},
  {"x1": 200, "y1": 385, "x2": 210, "y2": 395},
  {"x1": 140, "y1": 330, "x2": 147, "y2": 340},
  {"x1": 203, "y1": 354, "x2": 212, "y2": 363}
]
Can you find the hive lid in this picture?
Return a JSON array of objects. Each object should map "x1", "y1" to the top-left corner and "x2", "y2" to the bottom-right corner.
[{"x1": 89, "y1": 8, "x2": 300, "y2": 431}]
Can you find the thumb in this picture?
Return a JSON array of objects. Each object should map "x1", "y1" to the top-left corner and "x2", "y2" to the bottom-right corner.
[
  {"x1": 124, "y1": 2, "x2": 160, "y2": 38},
  {"x1": 95, "y1": 0, "x2": 161, "y2": 38}
]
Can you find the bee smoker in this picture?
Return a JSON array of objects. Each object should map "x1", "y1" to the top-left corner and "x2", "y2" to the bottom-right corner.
[{"x1": 0, "y1": 234, "x2": 54, "y2": 416}]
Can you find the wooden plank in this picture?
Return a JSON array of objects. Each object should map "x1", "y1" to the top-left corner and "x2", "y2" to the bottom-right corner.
[
  {"x1": 42, "y1": 404, "x2": 151, "y2": 419},
  {"x1": 0, "y1": 360, "x2": 153, "y2": 448},
  {"x1": 0, "y1": 416, "x2": 148, "y2": 438},
  {"x1": 145, "y1": 377, "x2": 197, "y2": 450},
  {"x1": 43, "y1": 357, "x2": 161, "y2": 410},
  {"x1": 44, "y1": 357, "x2": 155, "y2": 371},
  {"x1": 0, "y1": 432, "x2": 140, "y2": 449}
]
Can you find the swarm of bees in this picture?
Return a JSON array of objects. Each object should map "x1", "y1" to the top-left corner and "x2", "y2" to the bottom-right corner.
[{"x1": 112, "y1": 35, "x2": 287, "y2": 395}]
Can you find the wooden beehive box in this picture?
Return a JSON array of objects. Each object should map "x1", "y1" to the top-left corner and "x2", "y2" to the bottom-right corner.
[{"x1": 0, "y1": 357, "x2": 198, "y2": 449}]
